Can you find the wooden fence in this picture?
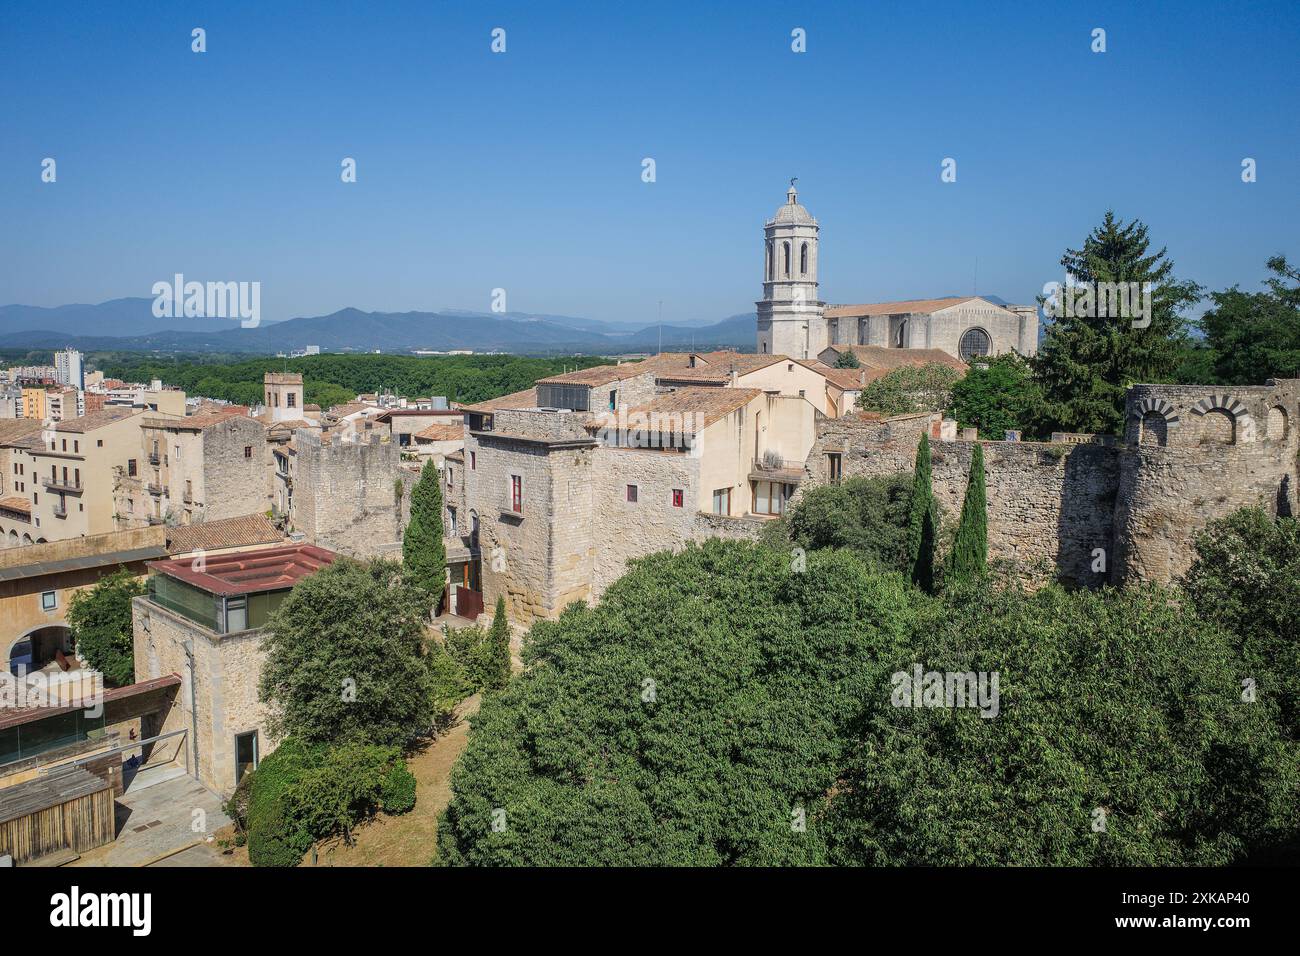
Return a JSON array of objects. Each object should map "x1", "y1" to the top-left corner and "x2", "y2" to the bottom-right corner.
[{"x1": 0, "y1": 764, "x2": 115, "y2": 863}]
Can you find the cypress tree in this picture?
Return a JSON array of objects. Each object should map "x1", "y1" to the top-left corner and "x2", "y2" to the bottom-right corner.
[
  {"x1": 945, "y1": 443, "x2": 988, "y2": 585},
  {"x1": 487, "y1": 594, "x2": 511, "y2": 690},
  {"x1": 906, "y1": 433, "x2": 938, "y2": 593},
  {"x1": 403, "y1": 459, "x2": 446, "y2": 606}
]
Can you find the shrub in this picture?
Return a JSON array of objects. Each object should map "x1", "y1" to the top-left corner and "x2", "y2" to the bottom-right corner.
[
  {"x1": 381, "y1": 762, "x2": 418, "y2": 815},
  {"x1": 242, "y1": 738, "x2": 415, "y2": 866},
  {"x1": 785, "y1": 475, "x2": 913, "y2": 573}
]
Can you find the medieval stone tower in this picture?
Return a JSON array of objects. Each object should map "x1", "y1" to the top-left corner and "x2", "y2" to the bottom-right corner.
[{"x1": 756, "y1": 181, "x2": 825, "y2": 359}]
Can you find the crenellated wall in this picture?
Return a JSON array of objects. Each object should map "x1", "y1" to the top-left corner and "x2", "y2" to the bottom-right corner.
[{"x1": 1111, "y1": 380, "x2": 1300, "y2": 584}]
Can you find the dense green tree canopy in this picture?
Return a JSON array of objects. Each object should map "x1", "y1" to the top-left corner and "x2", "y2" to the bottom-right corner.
[
  {"x1": 437, "y1": 540, "x2": 921, "y2": 865},
  {"x1": 437, "y1": 540, "x2": 1298, "y2": 866},
  {"x1": 98, "y1": 353, "x2": 612, "y2": 408},
  {"x1": 949, "y1": 352, "x2": 1046, "y2": 439},
  {"x1": 66, "y1": 568, "x2": 145, "y2": 687},
  {"x1": 856, "y1": 363, "x2": 962, "y2": 417},
  {"x1": 1182, "y1": 508, "x2": 1300, "y2": 740},
  {"x1": 822, "y1": 581, "x2": 1297, "y2": 865},
  {"x1": 260, "y1": 558, "x2": 437, "y2": 747},
  {"x1": 1196, "y1": 255, "x2": 1300, "y2": 385},
  {"x1": 784, "y1": 475, "x2": 914, "y2": 573}
]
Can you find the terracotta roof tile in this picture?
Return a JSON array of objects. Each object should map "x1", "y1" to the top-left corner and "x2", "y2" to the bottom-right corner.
[
  {"x1": 413, "y1": 423, "x2": 465, "y2": 442},
  {"x1": 53, "y1": 408, "x2": 142, "y2": 433},
  {"x1": 165, "y1": 514, "x2": 284, "y2": 555},
  {"x1": 585, "y1": 387, "x2": 762, "y2": 435}
]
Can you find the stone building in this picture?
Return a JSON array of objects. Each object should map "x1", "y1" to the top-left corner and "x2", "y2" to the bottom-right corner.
[
  {"x1": 117, "y1": 407, "x2": 268, "y2": 528},
  {"x1": 131, "y1": 543, "x2": 335, "y2": 793},
  {"x1": 754, "y1": 182, "x2": 1038, "y2": 362},
  {"x1": 460, "y1": 374, "x2": 819, "y2": 625},
  {"x1": 288, "y1": 430, "x2": 414, "y2": 559}
]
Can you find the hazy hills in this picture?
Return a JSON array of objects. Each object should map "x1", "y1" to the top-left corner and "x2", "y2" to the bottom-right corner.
[{"x1": 0, "y1": 298, "x2": 755, "y2": 355}]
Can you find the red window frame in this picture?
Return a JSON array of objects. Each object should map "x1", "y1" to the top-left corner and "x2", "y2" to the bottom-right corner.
[
  {"x1": 671, "y1": 489, "x2": 683, "y2": 508},
  {"x1": 511, "y1": 475, "x2": 522, "y2": 512}
]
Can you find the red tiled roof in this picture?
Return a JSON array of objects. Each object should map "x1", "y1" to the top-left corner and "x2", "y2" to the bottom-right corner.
[
  {"x1": 147, "y1": 543, "x2": 336, "y2": 596},
  {"x1": 165, "y1": 514, "x2": 284, "y2": 555}
]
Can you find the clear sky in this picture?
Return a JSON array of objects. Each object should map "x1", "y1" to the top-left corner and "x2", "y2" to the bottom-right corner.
[{"x1": 2, "y1": 0, "x2": 1296, "y2": 326}]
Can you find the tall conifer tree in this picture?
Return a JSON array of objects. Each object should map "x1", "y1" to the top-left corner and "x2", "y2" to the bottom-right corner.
[
  {"x1": 945, "y1": 443, "x2": 988, "y2": 585},
  {"x1": 403, "y1": 459, "x2": 446, "y2": 606},
  {"x1": 906, "y1": 433, "x2": 938, "y2": 593}
]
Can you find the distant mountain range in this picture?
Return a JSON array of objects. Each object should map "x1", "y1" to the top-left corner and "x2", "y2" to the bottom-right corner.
[{"x1": 0, "y1": 298, "x2": 756, "y2": 355}]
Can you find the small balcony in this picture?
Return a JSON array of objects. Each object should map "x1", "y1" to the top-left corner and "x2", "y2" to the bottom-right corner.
[
  {"x1": 41, "y1": 476, "x2": 83, "y2": 493},
  {"x1": 147, "y1": 482, "x2": 165, "y2": 496},
  {"x1": 182, "y1": 491, "x2": 194, "y2": 504},
  {"x1": 52, "y1": 503, "x2": 67, "y2": 518},
  {"x1": 748, "y1": 454, "x2": 807, "y2": 484},
  {"x1": 148, "y1": 453, "x2": 161, "y2": 466}
]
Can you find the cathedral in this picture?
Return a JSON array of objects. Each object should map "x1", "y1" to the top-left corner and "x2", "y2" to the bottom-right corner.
[{"x1": 755, "y1": 183, "x2": 1039, "y2": 363}]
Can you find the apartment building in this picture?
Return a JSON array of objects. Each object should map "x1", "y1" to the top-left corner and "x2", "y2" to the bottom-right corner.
[
  {"x1": 20, "y1": 387, "x2": 47, "y2": 421},
  {"x1": 115, "y1": 407, "x2": 268, "y2": 528},
  {"x1": 10, "y1": 408, "x2": 147, "y2": 543}
]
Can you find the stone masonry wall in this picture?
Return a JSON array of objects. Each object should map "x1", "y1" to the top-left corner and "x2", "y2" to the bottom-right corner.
[
  {"x1": 802, "y1": 411, "x2": 1120, "y2": 586},
  {"x1": 590, "y1": 447, "x2": 700, "y2": 596},
  {"x1": 1113, "y1": 380, "x2": 1300, "y2": 584},
  {"x1": 201, "y1": 416, "x2": 270, "y2": 521},
  {"x1": 293, "y1": 431, "x2": 406, "y2": 558},
  {"x1": 132, "y1": 596, "x2": 275, "y2": 795}
]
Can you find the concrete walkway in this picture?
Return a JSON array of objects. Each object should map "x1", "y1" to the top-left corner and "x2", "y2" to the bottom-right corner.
[{"x1": 69, "y1": 762, "x2": 231, "y2": 867}]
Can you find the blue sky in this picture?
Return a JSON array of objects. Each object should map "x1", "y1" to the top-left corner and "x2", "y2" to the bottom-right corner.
[{"x1": 1, "y1": 0, "x2": 1296, "y2": 326}]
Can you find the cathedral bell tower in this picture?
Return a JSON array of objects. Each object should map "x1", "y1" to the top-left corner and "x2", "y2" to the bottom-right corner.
[{"x1": 756, "y1": 180, "x2": 825, "y2": 359}]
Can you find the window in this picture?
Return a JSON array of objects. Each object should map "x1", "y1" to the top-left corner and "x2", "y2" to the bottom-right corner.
[
  {"x1": 753, "y1": 480, "x2": 794, "y2": 516},
  {"x1": 895, "y1": 321, "x2": 907, "y2": 348},
  {"x1": 287, "y1": 393, "x2": 296, "y2": 408},
  {"x1": 626, "y1": 484, "x2": 638, "y2": 503},
  {"x1": 470, "y1": 451, "x2": 476, "y2": 470},
  {"x1": 73, "y1": 441, "x2": 78, "y2": 453},
  {"x1": 958, "y1": 327, "x2": 991, "y2": 361},
  {"x1": 446, "y1": 465, "x2": 455, "y2": 488},
  {"x1": 711, "y1": 487, "x2": 731, "y2": 516},
  {"x1": 766, "y1": 241, "x2": 773, "y2": 280},
  {"x1": 671, "y1": 489, "x2": 683, "y2": 508},
  {"x1": 782, "y1": 241, "x2": 791, "y2": 276},
  {"x1": 827, "y1": 453, "x2": 842, "y2": 484},
  {"x1": 97, "y1": 439, "x2": 103, "y2": 447},
  {"x1": 800, "y1": 242, "x2": 808, "y2": 275},
  {"x1": 609, "y1": 389, "x2": 618, "y2": 411},
  {"x1": 510, "y1": 475, "x2": 522, "y2": 513},
  {"x1": 244, "y1": 446, "x2": 252, "y2": 459},
  {"x1": 225, "y1": 597, "x2": 248, "y2": 632},
  {"x1": 447, "y1": 507, "x2": 457, "y2": 534},
  {"x1": 128, "y1": 459, "x2": 137, "y2": 477},
  {"x1": 41, "y1": 590, "x2": 57, "y2": 611},
  {"x1": 61, "y1": 439, "x2": 66, "y2": 451}
]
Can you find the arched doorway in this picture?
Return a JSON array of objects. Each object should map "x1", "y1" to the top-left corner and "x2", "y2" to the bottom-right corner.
[{"x1": 5, "y1": 625, "x2": 73, "y2": 675}]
